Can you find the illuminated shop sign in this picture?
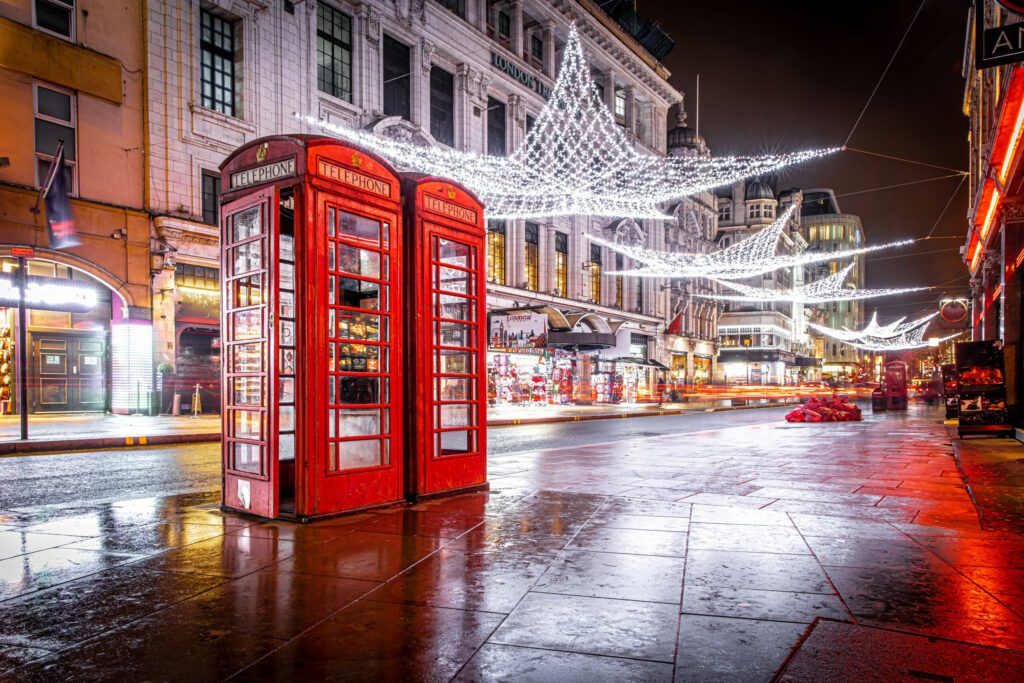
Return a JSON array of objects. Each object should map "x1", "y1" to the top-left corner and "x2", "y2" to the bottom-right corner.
[
  {"x1": 490, "y1": 52, "x2": 551, "y2": 99},
  {"x1": 0, "y1": 274, "x2": 98, "y2": 312},
  {"x1": 976, "y1": 0, "x2": 1024, "y2": 68},
  {"x1": 229, "y1": 157, "x2": 297, "y2": 190}
]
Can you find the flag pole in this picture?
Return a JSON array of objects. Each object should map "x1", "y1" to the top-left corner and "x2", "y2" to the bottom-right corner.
[{"x1": 29, "y1": 140, "x2": 63, "y2": 215}]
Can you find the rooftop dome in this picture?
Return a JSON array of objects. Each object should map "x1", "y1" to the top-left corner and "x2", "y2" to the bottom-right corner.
[
  {"x1": 666, "y1": 101, "x2": 705, "y2": 152},
  {"x1": 744, "y1": 180, "x2": 775, "y2": 201}
]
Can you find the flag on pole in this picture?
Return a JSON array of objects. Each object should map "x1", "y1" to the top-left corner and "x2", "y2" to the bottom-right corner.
[{"x1": 38, "y1": 141, "x2": 80, "y2": 250}]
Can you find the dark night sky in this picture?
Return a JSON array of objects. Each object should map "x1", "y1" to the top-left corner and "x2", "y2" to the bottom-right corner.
[{"x1": 642, "y1": 0, "x2": 971, "y2": 321}]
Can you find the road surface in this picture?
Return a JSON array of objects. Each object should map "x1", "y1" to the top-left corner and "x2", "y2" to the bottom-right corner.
[{"x1": 0, "y1": 406, "x2": 792, "y2": 511}]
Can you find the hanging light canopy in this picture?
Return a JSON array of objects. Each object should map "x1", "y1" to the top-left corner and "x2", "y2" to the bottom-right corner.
[
  {"x1": 298, "y1": 23, "x2": 836, "y2": 220},
  {"x1": 809, "y1": 312, "x2": 956, "y2": 351},
  {"x1": 589, "y1": 205, "x2": 913, "y2": 280},
  {"x1": 694, "y1": 263, "x2": 928, "y2": 304}
]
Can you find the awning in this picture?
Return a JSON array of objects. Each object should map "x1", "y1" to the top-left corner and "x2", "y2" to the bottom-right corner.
[
  {"x1": 595, "y1": 356, "x2": 670, "y2": 370},
  {"x1": 547, "y1": 331, "x2": 616, "y2": 351}
]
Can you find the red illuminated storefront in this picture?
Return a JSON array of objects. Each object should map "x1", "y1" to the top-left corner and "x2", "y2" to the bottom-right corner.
[
  {"x1": 963, "y1": 56, "x2": 1024, "y2": 431},
  {"x1": 217, "y1": 136, "x2": 487, "y2": 520}
]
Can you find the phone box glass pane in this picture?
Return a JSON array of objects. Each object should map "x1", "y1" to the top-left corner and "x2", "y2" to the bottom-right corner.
[{"x1": 335, "y1": 439, "x2": 382, "y2": 469}]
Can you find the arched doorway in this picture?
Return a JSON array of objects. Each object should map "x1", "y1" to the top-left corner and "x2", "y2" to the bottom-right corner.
[{"x1": 0, "y1": 254, "x2": 139, "y2": 416}]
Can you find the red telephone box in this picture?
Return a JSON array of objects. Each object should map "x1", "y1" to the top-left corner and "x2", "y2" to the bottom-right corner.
[
  {"x1": 402, "y1": 176, "x2": 488, "y2": 499},
  {"x1": 884, "y1": 360, "x2": 909, "y2": 411},
  {"x1": 218, "y1": 136, "x2": 405, "y2": 520}
]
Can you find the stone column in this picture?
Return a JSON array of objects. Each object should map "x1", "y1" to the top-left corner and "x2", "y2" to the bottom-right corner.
[
  {"x1": 510, "y1": 0, "x2": 524, "y2": 59},
  {"x1": 542, "y1": 21, "x2": 556, "y2": 76},
  {"x1": 357, "y1": 4, "x2": 383, "y2": 115},
  {"x1": 983, "y1": 249, "x2": 1001, "y2": 341}
]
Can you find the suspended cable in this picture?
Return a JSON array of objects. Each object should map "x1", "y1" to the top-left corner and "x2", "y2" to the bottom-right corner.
[
  {"x1": 843, "y1": 146, "x2": 968, "y2": 175},
  {"x1": 829, "y1": 173, "x2": 965, "y2": 201},
  {"x1": 925, "y1": 174, "x2": 968, "y2": 238},
  {"x1": 844, "y1": 0, "x2": 927, "y2": 147},
  {"x1": 867, "y1": 246, "x2": 959, "y2": 262}
]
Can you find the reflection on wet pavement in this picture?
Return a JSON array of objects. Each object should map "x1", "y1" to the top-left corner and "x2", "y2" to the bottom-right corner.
[{"x1": 0, "y1": 405, "x2": 1023, "y2": 679}]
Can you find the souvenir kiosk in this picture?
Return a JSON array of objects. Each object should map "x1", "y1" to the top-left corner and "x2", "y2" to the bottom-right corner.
[
  {"x1": 402, "y1": 175, "x2": 488, "y2": 499},
  {"x1": 218, "y1": 136, "x2": 406, "y2": 520}
]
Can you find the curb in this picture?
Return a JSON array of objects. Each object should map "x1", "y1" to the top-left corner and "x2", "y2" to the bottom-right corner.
[
  {"x1": 488, "y1": 399, "x2": 800, "y2": 427},
  {"x1": 0, "y1": 432, "x2": 220, "y2": 456},
  {"x1": 0, "y1": 400, "x2": 804, "y2": 454}
]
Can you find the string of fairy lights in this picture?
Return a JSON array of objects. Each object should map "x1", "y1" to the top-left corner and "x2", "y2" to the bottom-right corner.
[{"x1": 296, "y1": 21, "x2": 954, "y2": 351}]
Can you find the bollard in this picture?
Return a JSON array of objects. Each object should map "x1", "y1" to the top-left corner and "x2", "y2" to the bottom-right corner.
[
  {"x1": 191, "y1": 383, "x2": 202, "y2": 418},
  {"x1": 172, "y1": 393, "x2": 181, "y2": 416}
]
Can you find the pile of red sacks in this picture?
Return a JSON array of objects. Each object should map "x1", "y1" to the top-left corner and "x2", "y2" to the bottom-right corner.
[{"x1": 785, "y1": 394, "x2": 862, "y2": 422}]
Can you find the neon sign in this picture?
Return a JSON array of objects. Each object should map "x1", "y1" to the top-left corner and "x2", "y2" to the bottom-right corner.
[{"x1": 0, "y1": 275, "x2": 99, "y2": 312}]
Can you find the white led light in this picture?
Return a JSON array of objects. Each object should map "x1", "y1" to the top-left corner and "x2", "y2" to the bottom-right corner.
[
  {"x1": 297, "y1": 24, "x2": 836, "y2": 220},
  {"x1": 809, "y1": 313, "x2": 957, "y2": 351},
  {"x1": 590, "y1": 205, "x2": 913, "y2": 280}
]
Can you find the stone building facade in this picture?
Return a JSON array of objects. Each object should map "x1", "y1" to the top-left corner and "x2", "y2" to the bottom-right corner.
[{"x1": 145, "y1": 0, "x2": 716, "y2": 406}]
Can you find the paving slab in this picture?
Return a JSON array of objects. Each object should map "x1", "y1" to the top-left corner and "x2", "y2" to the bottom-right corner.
[{"x1": 775, "y1": 618, "x2": 1024, "y2": 682}]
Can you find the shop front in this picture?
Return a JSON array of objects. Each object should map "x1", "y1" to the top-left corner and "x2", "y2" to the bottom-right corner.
[
  {"x1": 718, "y1": 349, "x2": 795, "y2": 385},
  {"x1": 171, "y1": 262, "x2": 221, "y2": 414},
  {"x1": 0, "y1": 255, "x2": 149, "y2": 417},
  {"x1": 486, "y1": 307, "x2": 619, "y2": 407}
]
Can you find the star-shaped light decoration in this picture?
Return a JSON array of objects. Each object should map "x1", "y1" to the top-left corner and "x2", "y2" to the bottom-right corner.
[
  {"x1": 809, "y1": 312, "x2": 958, "y2": 351},
  {"x1": 694, "y1": 263, "x2": 928, "y2": 304},
  {"x1": 298, "y1": 23, "x2": 836, "y2": 220}
]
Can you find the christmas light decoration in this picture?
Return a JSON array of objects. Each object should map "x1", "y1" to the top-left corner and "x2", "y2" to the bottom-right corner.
[
  {"x1": 808, "y1": 312, "x2": 957, "y2": 351},
  {"x1": 297, "y1": 23, "x2": 837, "y2": 220},
  {"x1": 694, "y1": 263, "x2": 928, "y2": 304},
  {"x1": 590, "y1": 205, "x2": 914, "y2": 280}
]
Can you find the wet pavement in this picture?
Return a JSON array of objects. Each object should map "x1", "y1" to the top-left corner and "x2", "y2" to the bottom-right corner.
[
  {"x1": 0, "y1": 404, "x2": 1022, "y2": 680},
  {"x1": 0, "y1": 408, "x2": 790, "y2": 511}
]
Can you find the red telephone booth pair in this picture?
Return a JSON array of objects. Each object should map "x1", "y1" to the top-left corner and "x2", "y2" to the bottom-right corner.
[{"x1": 217, "y1": 136, "x2": 487, "y2": 520}]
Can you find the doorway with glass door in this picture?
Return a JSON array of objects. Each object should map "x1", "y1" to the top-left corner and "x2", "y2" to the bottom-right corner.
[{"x1": 31, "y1": 333, "x2": 108, "y2": 413}]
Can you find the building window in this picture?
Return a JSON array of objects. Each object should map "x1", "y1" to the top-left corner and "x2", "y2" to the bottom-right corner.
[
  {"x1": 718, "y1": 203, "x2": 731, "y2": 222},
  {"x1": 749, "y1": 204, "x2": 762, "y2": 220},
  {"x1": 614, "y1": 86, "x2": 626, "y2": 125},
  {"x1": 434, "y1": 0, "x2": 465, "y2": 19},
  {"x1": 524, "y1": 221, "x2": 540, "y2": 292},
  {"x1": 429, "y1": 66, "x2": 455, "y2": 146},
  {"x1": 486, "y1": 220, "x2": 506, "y2": 285},
  {"x1": 526, "y1": 114, "x2": 536, "y2": 136},
  {"x1": 530, "y1": 33, "x2": 543, "y2": 65},
  {"x1": 175, "y1": 263, "x2": 220, "y2": 291},
  {"x1": 34, "y1": 83, "x2": 76, "y2": 194},
  {"x1": 497, "y1": 11, "x2": 511, "y2": 48},
  {"x1": 487, "y1": 96, "x2": 506, "y2": 156},
  {"x1": 554, "y1": 231, "x2": 568, "y2": 296},
  {"x1": 317, "y1": 3, "x2": 353, "y2": 102},
  {"x1": 34, "y1": 0, "x2": 74, "y2": 39},
  {"x1": 200, "y1": 10, "x2": 237, "y2": 117},
  {"x1": 594, "y1": 77, "x2": 606, "y2": 104},
  {"x1": 630, "y1": 333, "x2": 648, "y2": 360},
  {"x1": 765, "y1": 204, "x2": 775, "y2": 218},
  {"x1": 589, "y1": 244, "x2": 602, "y2": 304},
  {"x1": 614, "y1": 253, "x2": 624, "y2": 309},
  {"x1": 201, "y1": 171, "x2": 221, "y2": 226},
  {"x1": 383, "y1": 34, "x2": 411, "y2": 120},
  {"x1": 635, "y1": 272, "x2": 644, "y2": 312}
]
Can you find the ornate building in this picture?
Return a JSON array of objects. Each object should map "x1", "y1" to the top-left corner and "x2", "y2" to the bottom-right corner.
[
  {"x1": 145, "y1": 0, "x2": 695, "y2": 406},
  {"x1": 715, "y1": 180, "x2": 817, "y2": 384}
]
